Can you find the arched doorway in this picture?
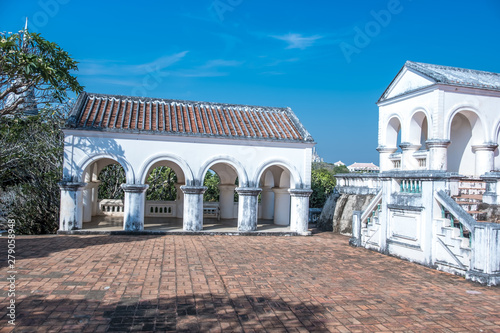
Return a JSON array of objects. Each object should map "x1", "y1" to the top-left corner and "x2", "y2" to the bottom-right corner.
[
  {"x1": 142, "y1": 160, "x2": 186, "y2": 230},
  {"x1": 448, "y1": 111, "x2": 483, "y2": 175},
  {"x1": 258, "y1": 165, "x2": 294, "y2": 229},
  {"x1": 81, "y1": 158, "x2": 127, "y2": 230},
  {"x1": 202, "y1": 163, "x2": 239, "y2": 230}
]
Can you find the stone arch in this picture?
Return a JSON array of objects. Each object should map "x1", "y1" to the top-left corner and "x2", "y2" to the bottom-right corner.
[
  {"x1": 138, "y1": 153, "x2": 194, "y2": 185},
  {"x1": 445, "y1": 106, "x2": 486, "y2": 143},
  {"x1": 198, "y1": 156, "x2": 249, "y2": 187},
  {"x1": 494, "y1": 119, "x2": 500, "y2": 171},
  {"x1": 447, "y1": 109, "x2": 485, "y2": 175},
  {"x1": 254, "y1": 159, "x2": 303, "y2": 189},
  {"x1": 408, "y1": 109, "x2": 430, "y2": 148},
  {"x1": 385, "y1": 115, "x2": 402, "y2": 149},
  {"x1": 78, "y1": 153, "x2": 134, "y2": 184}
]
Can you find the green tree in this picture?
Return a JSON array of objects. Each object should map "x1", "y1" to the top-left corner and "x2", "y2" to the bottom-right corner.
[
  {"x1": 0, "y1": 28, "x2": 83, "y2": 117},
  {"x1": 0, "y1": 108, "x2": 66, "y2": 234},
  {"x1": 97, "y1": 164, "x2": 126, "y2": 200},
  {"x1": 310, "y1": 168, "x2": 336, "y2": 208},
  {"x1": 146, "y1": 166, "x2": 177, "y2": 201},
  {"x1": 203, "y1": 171, "x2": 220, "y2": 202}
]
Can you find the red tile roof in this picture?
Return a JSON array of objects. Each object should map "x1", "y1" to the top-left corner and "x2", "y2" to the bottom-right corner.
[{"x1": 67, "y1": 93, "x2": 313, "y2": 142}]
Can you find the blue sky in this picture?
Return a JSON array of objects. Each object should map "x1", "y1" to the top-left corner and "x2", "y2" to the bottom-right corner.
[{"x1": 2, "y1": 0, "x2": 500, "y2": 165}]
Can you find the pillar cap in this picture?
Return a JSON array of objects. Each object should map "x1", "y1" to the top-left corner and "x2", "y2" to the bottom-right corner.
[
  {"x1": 272, "y1": 187, "x2": 290, "y2": 194},
  {"x1": 481, "y1": 172, "x2": 500, "y2": 181},
  {"x1": 472, "y1": 143, "x2": 498, "y2": 152},
  {"x1": 376, "y1": 146, "x2": 397, "y2": 154},
  {"x1": 399, "y1": 142, "x2": 421, "y2": 151},
  {"x1": 288, "y1": 189, "x2": 313, "y2": 197},
  {"x1": 425, "y1": 139, "x2": 451, "y2": 148},
  {"x1": 235, "y1": 187, "x2": 261, "y2": 195},
  {"x1": 58, "y1": 181, "x2": 87, "y2": 190},
  {"x1": 121, "y1": 184, "x2": 149, "y2": 193},
  {"x1": 180, "y1": 185, "x2": 207, "y2": 194}
]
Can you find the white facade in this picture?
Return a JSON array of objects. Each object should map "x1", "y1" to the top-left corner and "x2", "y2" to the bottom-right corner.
[
  {"x1": 343, "y1": 62, "x2": 500, "y2": 285},
  {"x1": 59, "y1": 93, "x2": 315, "y2": 234}
]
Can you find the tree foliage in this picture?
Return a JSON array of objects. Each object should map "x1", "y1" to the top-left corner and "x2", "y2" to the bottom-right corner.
[
  {"x1": 0, "y1": 108, "x2": 66, "y2": 234},
  {"x1": 203, "y1": 171, "x2": 220, "y2": 202},
  {"x1": 97, "y1": 164, "x2": 126, "y2": 200},
  {"x1": 310, "y1": 168, "x2": 336, "y2": 209},
  {"x1": 0, "y1": 28, "x2": 83, "y2": 117},
  {"x1": 146, "y1": 167, "x2": 177, "y2": 201}
]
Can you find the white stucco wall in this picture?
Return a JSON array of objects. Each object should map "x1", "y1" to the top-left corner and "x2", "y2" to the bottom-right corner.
[{"x1": 62, "y1": 130, "x2": 314, "y2": 189}]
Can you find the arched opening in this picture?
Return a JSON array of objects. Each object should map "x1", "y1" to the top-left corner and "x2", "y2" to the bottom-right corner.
[
  {"x1": 495, "y1": 126, "x2": 500, "y2": 171},
  {"x1": 142, "y1": 160, "x2": 185, "y2": 230},
  {"x1": 81, "y1": 158, "x2": 127, "y2": 230},
  {"x1": 386, "y1": 116, "x2": 402, "y2": 150},
  {"x1": 202, "y1": 163, "x2": 239, "y2": 230},
  {"x1": 448, "y1": 111, "x2": 483, "y2": 175},
  {"x1": 409, "y1": 111, "x2": 428, "y2": 149},
  {"x1": 258, "y1": 165, "x2": 293, "y2": 229}
]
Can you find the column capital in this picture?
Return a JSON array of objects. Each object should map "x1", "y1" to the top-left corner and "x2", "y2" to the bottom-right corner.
[
  {"x1": 58, "y1": 181, "x2": 87, "y2": 191},
  {"x1": 425, "y1": 139, "x2": 451, "y2": 148},
  {"x1": 472, "y1": 143, "x2": 498, "y2": 152},
  {"x1": 121, "y1": 184, "x2": 149, "y2": 193},
  {"x1": 236, "y1": 187, "x2": 261, "y2": 196},
  {"x1": 399, "y1": 142, "x2": 421, "y2": 151},
  {"x1": 180, "y1": 185, "x2": 207, "y2": 195},
  {"x1": 261, "y1": 186, "x2": 273, "y2": 192},
  {"x1": 376, "y1": 146, "x2": 397, "y2": 154},
  {"x1": 288, "y1": 189, "x2": 313, "y2": 197}
]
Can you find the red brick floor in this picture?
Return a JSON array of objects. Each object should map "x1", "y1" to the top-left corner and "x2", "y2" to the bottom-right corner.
[{"x1": 0, "y1": 232, "x2": 499, "y2": 332}]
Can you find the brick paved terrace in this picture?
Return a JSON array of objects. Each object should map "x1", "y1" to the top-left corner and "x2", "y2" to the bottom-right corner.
[{"x1": 1, "y1": 233, "x2": 499, "y2": 332}]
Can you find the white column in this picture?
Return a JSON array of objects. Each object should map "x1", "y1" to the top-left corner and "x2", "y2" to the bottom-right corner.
[
  {"x1": 83, "y1": 182, "x2": 100, "y2": 222},
  {"x1": 218, "y1": 184, "x2": 237, "y2": 219},
  {"x1": 260, "y1": 186, "x2": 274, "y2": 220},
  {"x1": 91, "y1": 180, "x2": 101, "y2": 216},
  {"x1": 472, "y1": 143, "x2": 498, "y2": 176},
  {"x1": 58, "y1": 182, "x2": 86, "y2": 231},
  {"x1": 399, "y1": 142, "x2": 421, "y2": 170},
  {"x1": 289, "y1": 189, "x2": 313, "y2": 235},
  {"x1": 236, "y1": 187, "x2": 261, "y2": 231},
  {"x1": 175, "y1": 183, "x2": 185, "y2": 218},
  {"x1": 426, "y1": 139, "x2": 450, "y2": 171},
  {"x1": 377, "y1": 146, "x2": 397, "y2": 171},
  {"x1": 272, "y1": 187, "x2": 290, "y2": 226},
  {"x1": 181, "y1": 186, "x2": 207, "y2": 231},
  {"x1": 121, "y1": 184, "x2": 149, "y2": 231}
]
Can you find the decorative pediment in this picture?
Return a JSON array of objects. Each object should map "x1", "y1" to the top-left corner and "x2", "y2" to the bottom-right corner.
[{"x1": 380, "y1": 66, "x2": 435, "y2": 102}]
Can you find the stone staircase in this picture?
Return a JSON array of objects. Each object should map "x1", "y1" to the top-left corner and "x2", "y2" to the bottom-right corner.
[
  {"x1": 434, "y1": 217, "x2": 472, "y2": 273},
  {"x1": 451, "y1": 178, "x2": 486, "y2": 222}
]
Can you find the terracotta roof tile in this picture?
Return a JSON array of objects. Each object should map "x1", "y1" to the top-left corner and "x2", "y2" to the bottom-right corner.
[{"x1": 70, "y1": 92, "x2": 314, "y2": 143}]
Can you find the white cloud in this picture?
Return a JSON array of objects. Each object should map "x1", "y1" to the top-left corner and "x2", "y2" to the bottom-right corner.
[{"x1": 270, "y1": 33, "x2": 323, "y2": 50}]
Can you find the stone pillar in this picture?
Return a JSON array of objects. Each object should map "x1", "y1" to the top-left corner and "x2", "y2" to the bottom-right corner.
[
  {"x1": 121, "y1": 184, "x2": 149, "y2": 231},
  {"x1": 59, "y1": 182, "x2": 86, "y2": 231},
  {"x1": 180, "y1": 186, "x2": 207, "y2": 231},
  {"x1": 426, "y1": 139, "x2": 450, "y2": 171},
  {"x1": 472, "y1": 143, "x2": 498, "y2": 176},
  {"x1": 399, "y1": 142, "x2": 421, "y2": 170},
  {"x1": 83, "y1": 182, "x2": 100, "y2": 222},
  {"x1": 260, "y1": 186, "x2": 274, "y2": 220},
  {"x1": 236, "y1": 187, "x2": 261, "y2": 232},
  {"x1": 218, "y1": 184, "x2": 237, "y2": 219},
  {"x1": 289, "y1": 189, "x2": 313, "y2": 235},
  {"x1": 377, "y1": 146, "x2": 397, "y2": 171},
  {"x1": 272, "y1": 187, "x2": 291, "y2": 226},
  {"x1": 174, "y1": 183, "x2": 185, "y2": 218},
  {"x1": 349, "y1": 211, "x2": 362, "y2": 246}
]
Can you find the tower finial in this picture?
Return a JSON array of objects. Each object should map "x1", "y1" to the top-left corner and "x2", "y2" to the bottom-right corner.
[{"x1": 24, "y1": 17, "x2": 28, "y2": 31}]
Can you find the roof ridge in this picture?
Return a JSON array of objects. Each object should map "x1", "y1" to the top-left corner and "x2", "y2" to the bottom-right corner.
[{"x1": 84, "y1": 92, "x2": 289, "y2": 112}]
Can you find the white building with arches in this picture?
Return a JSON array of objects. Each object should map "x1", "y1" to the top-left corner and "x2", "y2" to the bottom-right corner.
[
  {"x1": 340, "y1": 61, "x2": 500, "y2": 285},
  {"x1": 59, "y1": 92, "x2": 315, "y2": 235}
]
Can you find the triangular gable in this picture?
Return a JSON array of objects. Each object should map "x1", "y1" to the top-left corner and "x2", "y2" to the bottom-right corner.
[{"x1": 379, "y1": 65, "x2": 436, "y2": 102}]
